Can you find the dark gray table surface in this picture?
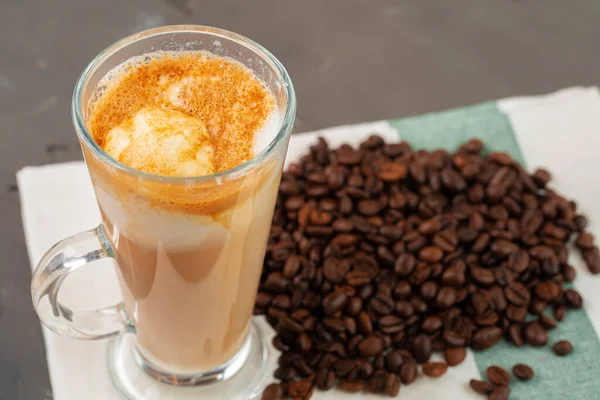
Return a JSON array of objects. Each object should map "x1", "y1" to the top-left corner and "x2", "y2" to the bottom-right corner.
[{"x1": 1, "y1": 0, "x2": 599, "y2": 398}]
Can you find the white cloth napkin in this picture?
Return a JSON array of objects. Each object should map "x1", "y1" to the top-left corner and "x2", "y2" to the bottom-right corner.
[{"x1": 18, "y1": 87, "x2": 600, "y2": 399}]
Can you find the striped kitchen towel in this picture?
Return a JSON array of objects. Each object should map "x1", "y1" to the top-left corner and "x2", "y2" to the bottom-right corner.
[{"x1": 19, "y1": 87, "x2": 600, "y2": 399}]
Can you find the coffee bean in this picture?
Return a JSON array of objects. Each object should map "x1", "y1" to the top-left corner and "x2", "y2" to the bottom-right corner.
[
  {"x1": 554, "y1": 304, "x2": 567, "y2": 321},
  {"x1": 506, "y1": 305, "x2": 527, "y2": 323},
  {"x1": 322, "y1": 290, "x2": 348, "y2": 316},
  {"x1": 564, "y1": 288, "x2": 584, "y2": 309},
  {"x1": 338, "y1": 380, "x2": 364, "y2": 393},
  {"x1": 491, "y1": 239, "x2": 519, "y2": 257},
  {"x1": 441, "y1": 168, "x2": 467, "y2": 191},
  {"x1": 524, "y1": 322, "x2": 548, "y2": 346},
  {"x1": 419, "y1": 218, "x2": 442, "y2": 236},
  {"x1": 436, "y1": 286, "x2": 457, "y2": 309},
  {"x1": 576, "y1": 232, "x2": 595, "y2": 249},
  {"x1": 396, "y1": 360, "x2": 416, "y2": 385},
  {"x1": 434, "y1": 230, "x2": 459, "y2": 252},
  {"x1": 472, "y1": 327, "x2": 503, "y2": 350},
  {"x1": 379, "y1": 315, "x2": 405, "y2": 334},
  {"x1": 512, "y1": 363, "x2": 534, "y2": 381},
  {"x1": 422, "y1": 362, "x2": 448, "y2": 378},
  {"x1": 553, "y1": 340, "x2": 573, "y2": 356},
  {"x1": 384, "y1": 373, "x2": 401, "y2": 396},
  {"x1": 322, "y1": 257, "x2": 350, "y2": 283},
  {"x1": 355, "y1": 335, "x2": 383, "y2": 358},
  {"x1": 288, "y1": 379, "x2": 313, "y2": 399},
  {"x1": 443, "y1": 329, "x2": 467, "y2": 347},
  {"x1": 345, "y1": 296, "x2": 362, "y2": 316},
  {"x1": 377, "y1": 162, "x2": 407, "y2": 182},
  {"x1": 532, "y1": 168, "x2": 552, "y2": 186},
  {"x1": 539, "y1": 314, "x2": 557, "y2": 330},
  {"x1": 471, "y1": 267, "x2": 495, "y2": 286},
  {"x1": 489, "y1": 386, "x2": 510, "y2": 400},
  {"x1": 356, "y1": 311, "x2": 374, "y2": 335},
  {"x1": 534, "y1": 281, "x2": 562, "y2": 302},
  {"x1": 504, "y1": 282, "x2": 531, "y2": 306},
  {"x1": 316, "y1": 368, "x2": 335, "y2": 390},
  {"x1": 261, "y1": 383, "x2": 283, "y2": 400},
  {"x1": 296, "y1": 333, "x2": 312, "y2": 352},
  {"x1": 272, "y1": 294, "x2": 292, "y2": 312},
  {"x1": 394, "y1": 253, "x2": 417, "y2": 276},
  {"x1": 410, "y1": 334, "x2": 432, "y2": 363},
  {"x1": 419, "y1": 246, "x2": 444, "y2": 262},
  {"x1": 469, "y1": 379, "x2": 495, "y2": 395},
  {"x1": 385, "y1": 350, "x2": 405, "y2": 373},
  {"x1": 486, "y1": 365, "x2": 511, "y2": 386},
  {"x1": 444, "y1": 346, "x2": 466, "y2": 366},
  {"x1": 274, "y1": 366, "x2": 298, "y2": 381},
  {"x1": 530, "y1": 245, "x2": 555, "y2": 260}
]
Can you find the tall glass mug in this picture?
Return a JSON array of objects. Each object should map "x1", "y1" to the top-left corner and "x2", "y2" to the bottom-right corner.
[{"x1": 31, "y1": 26, "x2": 295, "y2": 399}]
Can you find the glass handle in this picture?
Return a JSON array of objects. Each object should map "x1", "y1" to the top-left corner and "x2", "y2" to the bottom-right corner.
[{"x1": 31, "y1": 225, "x2": 134, "y2": 340}]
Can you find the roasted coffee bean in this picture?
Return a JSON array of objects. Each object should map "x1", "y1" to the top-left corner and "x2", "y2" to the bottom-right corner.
[
  {"x1": 338, "y1": 380, "x2": 364, "y2": 393},
  {"x1": 419, "y1": 246, "x2": 444, "y2": 263},
  {"x1": 322, "y1": 290, "x2": 348, "y2": 316},
  {"x1": 539, "y1": 314, "x2": 557, "y2": 330},
  {"x1": 274, "y1": 365, "x2": 298, "y2": 381},
  {"x1": 400, "y1": 359, "x2": 418, "y2": 384},
  {"x1": 469, "y1": 379, "x2": 495, "y2": 395},
  {"x1": 411, "y1": 334, "x2": 432, "y2": 363},
  {"x1": 422, "y1": 362, "x2": 448, "y2": 378},
  {"x1": 322, "y1": 258, "x2": 350, "y2": 283},
  {"x1": 564, "y1": 288, "x2": 584, "y2": 309},
  {"x1": 316, "y1": 369, "x2": 335, "y2": 390},
  {"x1": 345, "y1": 296, "x2": 363, "y2": 316},
  {"x1": 272, "y1": 294, "x2": 291, "y2": 310},
  {"x1": 486, "y1": 365, "x2": 511, "y2": 386},
  {"x1": 436, "y1": 286, "x2": 457, "y2": 309},
  {"x1": 491, "y1": 239, "x2": 519, "y2": 257},
  {"x1": 563, "y1": 264, "x2": 577, "y2": 282},
  {"x1": 554, "y1": 304, "x2": 567, "y2": 321},
  {"x1": 444, "y1": 346, "x2": 467, "y2": 366},
  {"x1": 419, "y1": 218, "x2": 442, "y2": 236},
  {"x1": 472, "y1": 327, "x2": 503, "y2": 350},
  {"x1": 358, "y1": 335, "x2": 384, "y2": 357},
  {"x1": 377, "y1": 162, "x2": 407, "y2": 182},
  {"x1": 524, "y1": 322, "x2": 548, "y2": 346},
  {"x1": 489, "y1": 386, "x2": 510, "y2": 400},
  {"x1": 508, "y1": 324, "x2": 524, "y2": 346},
  {"x1": 384, "y1": 373, "x2": 401, "y2": 396},
  {"x1": 261, "y1": 383, "x2": 283, "y2": 400},
  {"x1": 512, "y1": 363, "x2": 534, "y2": 381},
  {"x1": 394, "y1": 253, "x2": 417, "y2": 276},
  {"x1": 288, "y1": 379, "x2": 313, "y2": 399},
  {"x1": 534, "y1": 281, "x2": 562, "y2": 302},
  {"x1": 385, "y1": 350, "x2": 406, "y2": 373},
  {"x1": 504, "y1": 282, "x2": 531, "y2": 306},
  {"x1": 506, "y1": 305, "x2": 527, "y2": 322},
  {"x1": 553, "y1": 340, "x2": 573, "y2": 356},
  {"x1": 471, "y1": 267, "x2": 495, "y2": 286},
  {"x1": 576, "y1": 232, "x2": 595, "y2": 249}
]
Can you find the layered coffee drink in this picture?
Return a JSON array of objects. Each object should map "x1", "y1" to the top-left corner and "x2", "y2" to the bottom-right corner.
[{"x1": 83, "y1": 51, "x2": 283, "y2": 374}]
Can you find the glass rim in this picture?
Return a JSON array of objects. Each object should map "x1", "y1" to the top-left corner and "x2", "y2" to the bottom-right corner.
[{"x1": 72, "y1": 25, "x2": 296, "y2": 184}]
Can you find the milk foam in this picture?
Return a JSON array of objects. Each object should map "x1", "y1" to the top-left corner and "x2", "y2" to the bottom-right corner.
[{"x1": 254, "y1": 111, "x2": 282, "y2": 155}]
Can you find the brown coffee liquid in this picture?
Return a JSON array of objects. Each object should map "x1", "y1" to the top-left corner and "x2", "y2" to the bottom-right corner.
[{"x1": 85, "y1": 52, "x2": 281, "y2": 373}]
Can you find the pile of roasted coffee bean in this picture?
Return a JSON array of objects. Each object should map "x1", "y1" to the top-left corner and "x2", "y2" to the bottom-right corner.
[{"x1": 256, "y1": 136, "x2": 598, "y2": 399}]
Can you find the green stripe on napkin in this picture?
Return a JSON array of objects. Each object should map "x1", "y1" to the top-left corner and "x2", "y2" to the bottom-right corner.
[{"x1": 389, "y1": 103, "x2": 600, "y2": 400}]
